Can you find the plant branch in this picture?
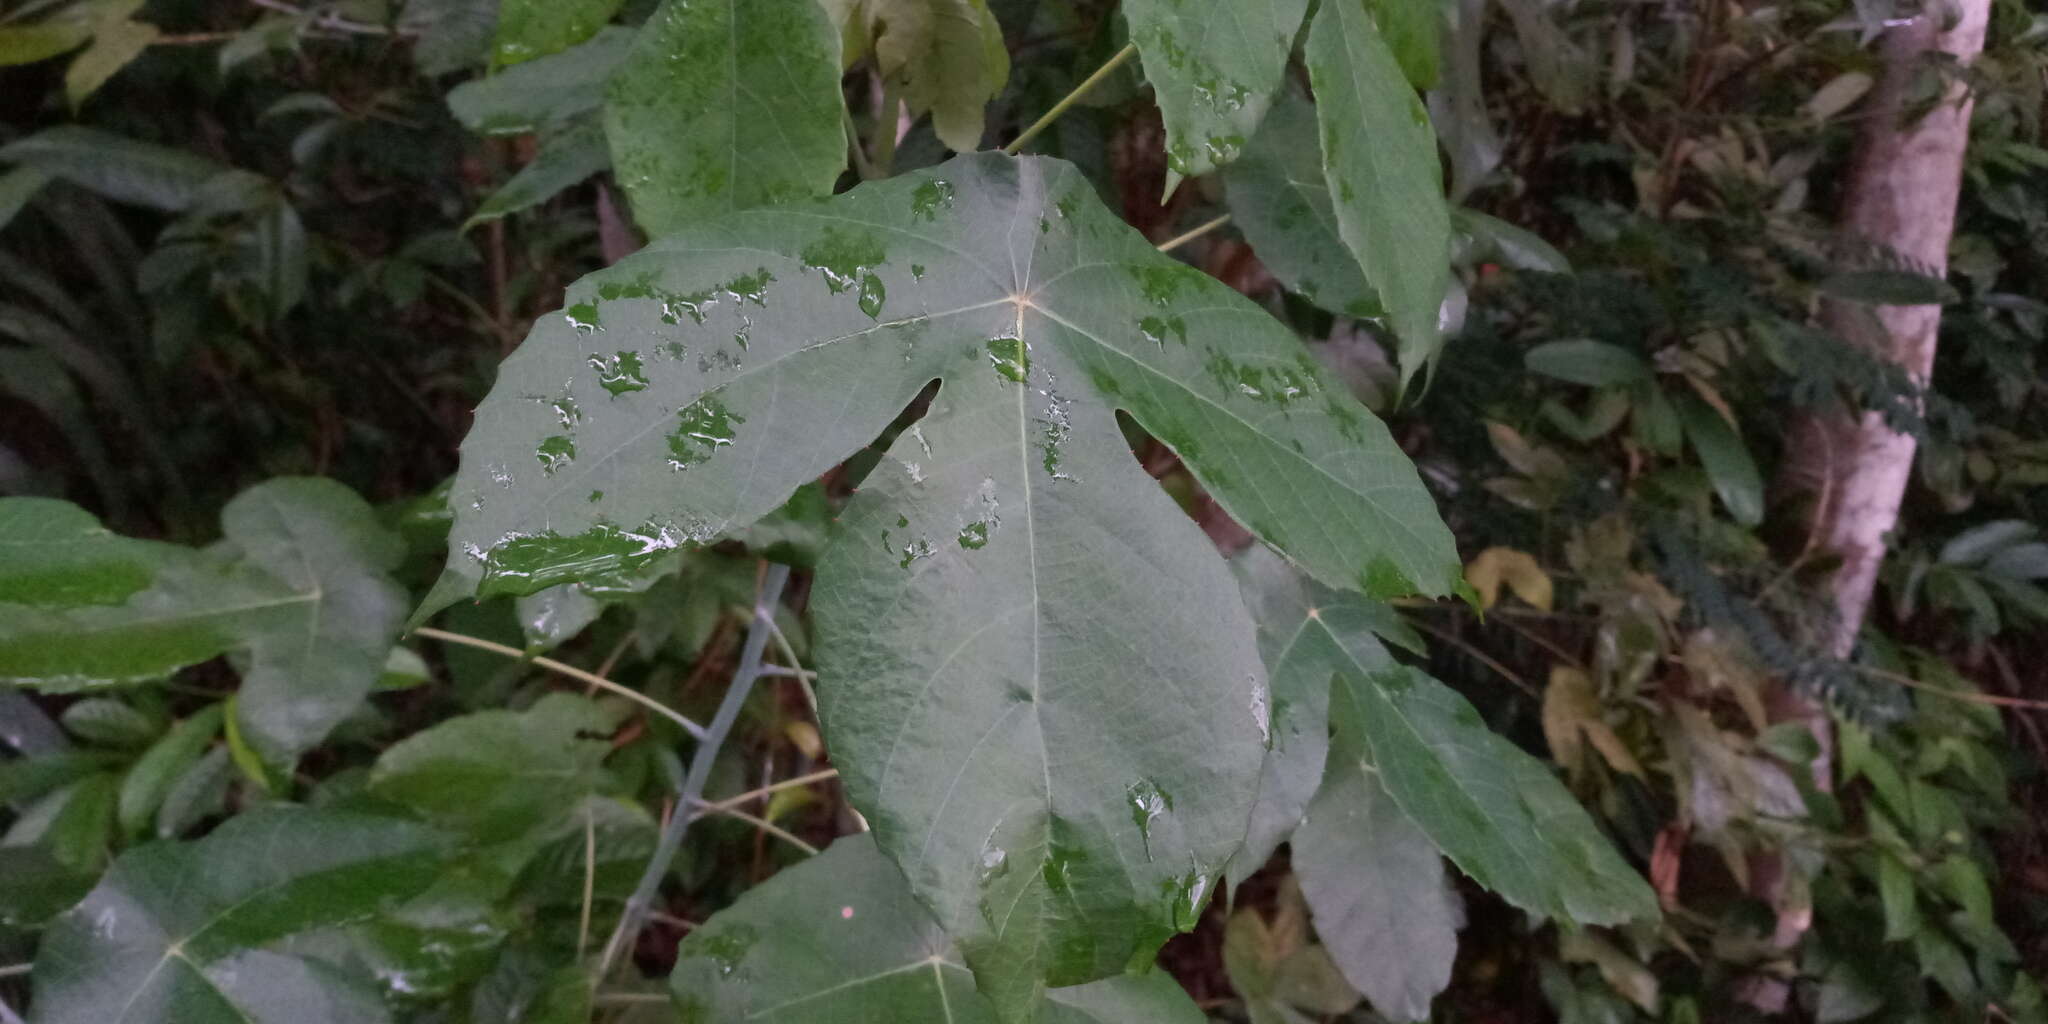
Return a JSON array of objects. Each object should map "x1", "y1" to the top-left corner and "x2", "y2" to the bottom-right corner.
[
  {"x1": 247, "y1": 0, "x2": 396, "y2": 36},
  {"x1": 872, "y1": 79, "x2": 904, "y2": 177},
  {"x1": 689, "y1": 803, "x2": 820, "y2": 855},
  {"x1": 411, "y1": 627, "x2": 707, "y2": 741},
  {"x1": 1156, "y1": 214, "x2": 1232, "y2": 253},
  {"x1": 843, "y1": 105, "x2": 879, "y2": 181},
  {"x1": 1003, "y1": 42, "x2": 1137, "y2": 156},
  {"x1": 594, "y1": 563, "x2": 792, "y2": 979},
  {"x1": 699, "y1": 767, "x2": 840, "y2": 811}
]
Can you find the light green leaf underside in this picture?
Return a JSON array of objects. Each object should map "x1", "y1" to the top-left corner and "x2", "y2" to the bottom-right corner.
[
  {"x1": 604, "y1": 0, "x2": 846, "y2": 236},
  {"x1": 1303, "y1": 0, "x2": 1451, "y2": 387},
  {"x1": 1333, "y1": 662, "x2": 1659, "y2": 926},
  {"x1": 1230, "y1": 545, "x2": 1343, "y2": 873},
  {"x1": 671, "y1": 834, "x2": 1204, "y2": 1023},
  {"x1": 1221, "y1": 87, "x2": 1377, "y2": 320},
  {"x1": 1123, "y1": 0, "x2": 1309, "y2": 182},
  {"x1": 1293, "y1": 754, "x2": 1462, "y2": 1022},
  {"x1": 29, "y1": 808, "x2": 451, "y2": 1024},
  {"x1": 0, "y1": 479, "x2": 406, "y2": 765},
  {"x1": 436, "y1": 152, "x2": 1455, "y2": 1012}
]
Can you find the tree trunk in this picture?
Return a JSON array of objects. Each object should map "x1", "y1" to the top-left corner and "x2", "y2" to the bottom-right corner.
[{"x1": 1780, "y1": 0, "x2": 1991, "y2": 657}]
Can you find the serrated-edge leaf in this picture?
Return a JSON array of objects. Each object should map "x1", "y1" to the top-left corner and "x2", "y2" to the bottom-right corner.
[{"x1": 1304, "y1": 0, "x2": 1450, "y2": 387}]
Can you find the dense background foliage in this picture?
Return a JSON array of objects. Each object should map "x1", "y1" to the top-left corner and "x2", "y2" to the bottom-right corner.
[{"x1": 1, "y1": 0, "x2": 2046, "y2": 1021}]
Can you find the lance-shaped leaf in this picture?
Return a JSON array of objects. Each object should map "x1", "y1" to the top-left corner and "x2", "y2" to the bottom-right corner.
[
  {"x1": 432, "y1": 153, "x2": 1457, "y2": 1009},
  {"x1": 1222, "y1": 86, "x2": 1377, "y2": 319},
  {"x1": 604, "y1": 0, "x2": 845, "y2": 236},
  {"x1": 0, "y1": 479, "x2": 407, "y2": 765},
  {"x1": 1123, "y1": 0, "x2": 1309, "y2": 184},
  {"x1": 671, "y1": 833, "x2": 1204, "y2": 1023},
  {"x1": 1332, "y1": 662, "x2": 1657, "y2": 926},
  {"x1": 28, "y1": 807, "x2": 452, "y2": 1024},
  {"x1": 1304, "y1": 0, "x2": 1451, "y2": 387},
  {"x1": 1293, "y1": 753, "x2": 1463, "y2": 1022}
]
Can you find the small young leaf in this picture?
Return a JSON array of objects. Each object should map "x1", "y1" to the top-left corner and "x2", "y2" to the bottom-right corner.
[
  {"x1": 1452, "y1": 208, "x2": 1572, "y2": 273},
  {"x1": 606, "y1": 0, "x2": 845, "y2": 235},
  {"x1": 670, "y1": 833, "x2": 1205, "y2": 1022},
  {"x1": 1294, "y1": 756, "x2": 1463, "y2": 1023},
  {"x1": 59, "y1": 697, "x2": 158, "y2": 748},
  {"x1": 116, "y1": 703, "x2": 224, "y2": 836},
  {"x1": 1523, "y1": 339, "x2": 1652, "y2": 388},
  {"x1": 1304, "y1": 0, "x2": 1451, "y2": 387},
  {"x1": 492, "y1": 0, "x2": 621, "y2": 66},
  {"x1": 29, "y1": 808, "x2": 451, "y2": 1024},
  {"x1": 1676, "y1": 393, "x2": 1764, "y2": 527},
  {"x1": 1123, "y1": 0, "x2": 1310, "y2": 182}
]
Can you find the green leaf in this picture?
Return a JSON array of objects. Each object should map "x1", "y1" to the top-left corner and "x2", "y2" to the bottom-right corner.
[
  {"x1": 1304, "y1": 0, "x2": 1450, "y2": 388},
  {"x1": 492, "y1": 0, "x2": 621, "y2": 65},
  {"x1": 1452, "y1": 208, "x2": 1571, "y2": 272},
  {"x1": 1332, "y1": 661, "x2": 1658, "y2": 925},
  {"x1": 58, "y1": 697, "x2": 158, "y2": 748},
  {"x1": 1123, "y1": 0, "x2": 1310, "y2": 182},
  {"x1": 0, "y1": 845, "x2": 97, "y2": 927},
  {"x1": 1675, "y1": 394, "x2": 1763, "y2": 527},
  {"x1": 603, "y1": 0, "x2": 845, "y2": 235},
  {"x1": 64, "y1": 17, "x2": 158, "y2": 108},
  {"x1": 0, "y1": 479, "x2": 408, "y2": 765},
  {"x1": 1819, "y1": 269, "x2": 1957, "y2": 306},
  {"x1": 670, "y1": 833, "x2": 1205, "y2": 1023},
  {"x1": 18, "y1": 771, "x2": 119, "y2": 872},
  {"x1": 446, "y1": 26, "x2": 632, "y2": 136},
  {"x1": 435, "y1": 153, "x2": 1457, "y2": 1009},
  {"x1": 1293, "y1": 757, "x2": 1461, "y2": 1023},
  {"x1": 849, "y1": 0, "x2": 1010, "y2": 152},
  {"x1": 1876, "y1": 852, "x2": 1919, "y2": 941},
  {"x1": 155, "y1": 745, "x2": 232, "y2": 838},
  {"x1": 0, "y1": 22, "x2": 92, "y2": 66},
  {"x1": 1524, "y1": 340, "x2": 1652, "y2": 388},
  {"x1": 1221, "y1": 86, "x2": 1378, "y2": 318},
  {"x1": 117, "y1": 703, "x2": 224, "y2": 836},
  {"x1": 367, "y1": 693, "x2": 624, "y2": 842},
  {"x1": 400, "y1": 0, "x2": 497, "y2": 74},
  {"x1": 29, "y1": 807, "x2": 452, "y2": 1024},
  {"x1": 1939, "y1": 520, "x2": 2034, "y2": 566},
  {"x1": 1369, "y1": 0, "x2": 1440, "y2": 88},
  {"x1": 0, "y1": 497, "x2": 157, "y2": 606},
  {"x1": 0, "y1": 126, "x2": 231, "y2": 212},
  {"x1": 467, "y1": 115, "x2": 610, "y2": 228},
  {"x1": 0, "y1": 164, "x2": 49, "y2": 230}
]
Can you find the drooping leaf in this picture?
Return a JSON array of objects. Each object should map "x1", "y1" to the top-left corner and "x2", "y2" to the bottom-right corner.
[
  {"x1": 1221, "y1": 86, "x2": 1377, "y2": 318},
  {"x1": 1331, "y1": 662, "x2": 1658, "y2": 926},
  {"x1": 1523, "y1": 339, "x2": 1651, "y2": 388},
  {"x1": 0, "y1": 126, "x2": 230, "y2": 212},
  {"x1": 844, "y1": 0, "x2": 1010, "y2": 152},
  {"x1": 0, "y1": 479, "x2": 408, "y2": 765},
  {"x1": 1122, "y1": 0, "x2": 1309, "y2": 183},
  {"x1": 433, "y1": 153, "x2": 1458, "y2": 1009},
  {"x1": 1431, "y1": 0, "x2": 1502, "y2": 201},
  {"x1": 366, "y1": 693, "x2": 625, "y2": 843},
  {"x1": 1303, "y1": 0, "x2": 1450, "y2": 387},
  {"x1": 28, "y1": 807, "x2": 452, "y2": 1024},
  {"x1": 64, "y1": 17, "x2": 158, "y2": 108},
  {"x1": 446, "y1": 27, "x2": 633, "y2": 136},
  {"x1": 1293, "y1": 755, "x2": 1462, "y2": 1023},
  {"x1": 0, "y1": 22, "x2": 91, "y2": 66},
  {"x1": 1675, "y1": 393, "x2": 1763, "y2": 527},
  {"x1": 605, "y1": 0, "x2": 845, "y2": 235},
  {"x1": 491, "y1": 0, "x2": 621, "y2": 66},
  {"x1": 467, "y1": 115, "x2": 610, "y2": 228},
  {"x1": 669, "y1": 833, "x2": 1205, "y2": 1023}
]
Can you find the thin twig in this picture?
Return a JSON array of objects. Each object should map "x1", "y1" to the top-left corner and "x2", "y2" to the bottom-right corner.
[
  {"x1": 1155, "y1": 214, "x2": 1232, "y2": 254},
  {"x1": 1004, "y1": 42, "x2": 1138, "y2": 155},
  {"x1": 843, "y1": 105, "x2": 879, "y2": 181},
  {"x1": 1406, "y1": 618, "x2": 1543, "y2": 699},
  {"x1": 699, "y1": 768, "x2": 840, "y2": 812},
  {"x1": 411, "y1": 627, "x2": 708, "y2": 740},
  {"x1": 1851, "y1": 664, "x2": 2048, "y2": 710},
  {"x1": 247, "y1": 0, "x2": 395, "y2": 35},
  {"x1": 761, "y1": 614, "x2": 820, "y2": 716},
  {"x1": 691, "y1": 803, "x2": 821, "y2": 856},
  {"x1": 576, "y1": 804, "x2": 596, "y2": 962},
  {"x1": 0, "y1": 964, "x2": 25, "y2": 978},
  {"x1": 871, "y1": 79, "x2": 903, "y2": 177},
  {"x1": 595, "y1": 564, "x2": 793, "y2": 980}
]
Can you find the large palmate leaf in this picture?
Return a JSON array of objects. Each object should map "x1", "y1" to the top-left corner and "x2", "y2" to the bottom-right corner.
[
  {"x1": 434, "y1": 153, "x2": 1457, "y2": 1009},
  {"x1": 1222, "y1": 87, "x2": 1376, "y2": 319},
  {"x1": 605, "y1": 0, "x2": 845, "y2": 235},
  {"x1": 1303, "y1": 0, "x2": 1450, "y2": 386},
  {"x1": 29, "y1": 807, "x2": 452, "y2": 1024},
  {"x1": 0, "y1": 479, "x2": 406, "y2": 766},
  {"x1": 1293, "y1": 754, "x2": 1463, "y2": 1022},
  {"x1": 1123, "y1": 0, "x2": 1309, "y2": 184},
  {"x1": 671, "y1": 834, "x2": 1204, "y2": 1023}
]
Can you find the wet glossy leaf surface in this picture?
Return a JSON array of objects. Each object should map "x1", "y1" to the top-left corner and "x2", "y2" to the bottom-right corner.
[
  {"x1": 670, "y1": 833, "x2": 1204, "y2": 1023},
  {"x1": 446, "y1": 27, "x2": 632, "y2": 137},
  {"x1": 491, "y1": 0, "x2": 620, "y2": 66},
  {"x1": 437, "y1": 152, "x2": 1457, "y2": 1010},
  {"x1": 29, "y1": 807, "x2": 452, "y2": 1024},
  {"x1": 1123, "y1": 0, "x2": 1309, "y2": 182},
  {"x1": 1304, "y1": 0, "x2": 1450, "y2": 385},
  {"x1": 605, "y1": 0, "x2": 845, "y2": 235},
  {"x1": 0, "y1": 480, "x2": 407, "y2": 766}
]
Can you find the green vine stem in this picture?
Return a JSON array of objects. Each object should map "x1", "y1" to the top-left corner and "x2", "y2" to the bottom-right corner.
[
  {"x1": 1003, "y1": 42, "x2": 1138, "y2": 156},
  {"x1": 594, "y1": 562, "x2": 793, "y2": 979}
]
